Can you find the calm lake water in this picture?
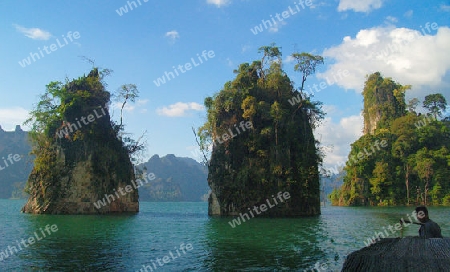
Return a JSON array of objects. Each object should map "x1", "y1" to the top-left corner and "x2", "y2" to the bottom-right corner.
[{"x1": 0, "y1": 199, "x2": 448, "y2": 271}]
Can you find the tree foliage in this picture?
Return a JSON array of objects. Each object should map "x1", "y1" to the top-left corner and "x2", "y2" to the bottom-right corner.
[
  {"x1": 23, "y1": 68, "x2": 144, "y2": 209},
  {"x1": 199, "y1": 45, "x2": 324, "y2": 216},
  {"x1": 423, "y1": 93, "x2": 447, "y2": 119},
  {"x1": 331, "y1": 72, "x2": 450, "y2": 206},
  {"x1": 363, "y1": 72, "x2": 410, "y2": 134},
  {"x1": 114, "y1": 84, "x2": 139, "y2": 127}
]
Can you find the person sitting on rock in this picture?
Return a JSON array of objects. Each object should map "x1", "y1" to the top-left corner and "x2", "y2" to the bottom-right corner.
[{"x1": 415, "y1": 206, "x2": 443, "y2": 238}]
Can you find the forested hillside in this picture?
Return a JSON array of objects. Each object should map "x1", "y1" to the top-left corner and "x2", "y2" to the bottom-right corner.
[{"x1": 330, "y1": 72, "x2": 450, "y2": 206}]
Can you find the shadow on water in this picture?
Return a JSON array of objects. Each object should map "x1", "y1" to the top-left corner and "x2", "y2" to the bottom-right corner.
[{"x1": 202, "y1": 215, "x2": 331, "y2": 271}]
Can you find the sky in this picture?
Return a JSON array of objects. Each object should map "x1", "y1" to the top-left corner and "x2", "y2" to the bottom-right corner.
[{"x1": 1, "y1": 0, "x2": 449, "y2": 170}]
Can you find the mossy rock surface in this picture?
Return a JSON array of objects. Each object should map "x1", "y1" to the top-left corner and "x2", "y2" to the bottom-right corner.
[{"x1": 22, "y1": 69, "x2": 139, "y2": 214}]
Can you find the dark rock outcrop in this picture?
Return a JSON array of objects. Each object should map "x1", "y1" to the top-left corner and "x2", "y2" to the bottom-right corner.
[
  {"x1": 342, "y1": 237, "x2": 450, "y2": 271},
  {"x1": 22, "y1": 69, "x2": 138, "y2": 214},
  {"x1": 203, "y1": 53, "x2": 322, "y2": 217}
]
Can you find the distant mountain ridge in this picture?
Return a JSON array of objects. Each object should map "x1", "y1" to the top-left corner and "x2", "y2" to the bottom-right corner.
[
  {"x1": 0, "y1": 125, "x2": 34, "y2": 199},
  {"x1": 0, "y1": 125, "x2": 209, "y2": 201},
  {"x1": 137, "y1": 154, "x2": 209, "y2": 202}
]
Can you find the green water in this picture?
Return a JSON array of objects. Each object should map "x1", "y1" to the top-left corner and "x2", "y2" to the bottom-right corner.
[{"x1": 0, "y1": 200, "x2": 448, "y2": 271}]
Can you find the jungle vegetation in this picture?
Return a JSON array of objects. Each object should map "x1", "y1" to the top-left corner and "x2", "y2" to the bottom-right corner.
[
  {"x1": 198, "y1": 44, "x2": 325, "y2": 216},
  {"x1": 330, "y1": 72, "x2": 450, "y2": 206}
]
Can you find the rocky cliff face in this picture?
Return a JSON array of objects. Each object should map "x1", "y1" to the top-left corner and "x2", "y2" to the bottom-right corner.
[
  {"x1": 363, "y1": 72, "x2": 407, "y2": 135},
  {"x1": 201, "y1": 53, "x2": 322, "y2": 217},
  {"x1": 22, "y1": 69, "x2": 138, "y2": 214}
]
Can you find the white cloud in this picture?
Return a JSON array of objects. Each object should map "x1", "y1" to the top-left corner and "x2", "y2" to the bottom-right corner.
[
  {"x1": 337, "y1": 0, "x2": 384, "y2": 13},
  {"x1": 14, "y1": 24, "x2": 51, "y2": 40},
  {"x1": 284, "y1": 55, "x2": 296, "y2": 63},
  {"x1": 321, "y1": 105, "x2": 338, "y2": 115},
  {"x1": 241, "y1": 45, "x2": 251, "y2": 53},
  {"x1": 404, "y1": 10, "x2": 413, "y2": 18},
  {"x1": 440, "y1": 4, "x2": 450, "y2": 12},
  {"x1": 165, "y1": 30, "x2": 180, "y2": 43},
  {"x1": 206, "y1": 0, "x2": 230, "y2": 7},
  {"x1": 308, "y1": 1, "x2": 327, "y2": 9},
  {"x1": 318, "y1": 26, "x2": 450, "y2": 95},
  {"x1": 112, "y1": 102, "x2": 134, "y2": 112},
  {"x1": 385, "y1": 16, "x2": 398, "y2": 24},
  {"x1": 156, "y1": 102, "x2": 205, "y2": 117},
  {"x1": 0, "y1": 107, "x2": 30, "y2": 130},
  {"x1": 315, "y1": 114, "x2": 364, "y2": 168},
  {"x1": 269, "y1": 21, "x2": 287, "y2": 33},
  {"x1": 226, "y1": 57, "x2": 233, "y2": 67},
  {"x1": 137, "y1": 99, "x2": 149, "y2": 106},
  {"x1": 111, "y1": 99, "x2": 148, "y2": 113}
]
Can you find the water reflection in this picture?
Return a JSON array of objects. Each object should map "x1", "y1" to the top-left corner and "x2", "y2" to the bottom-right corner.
[
  {"x1": 203, "y1": 215, "x2": 329, "y2": 271},
  {"x1": 19, "y1": 214, "x2": 137, "y2": 271},
  {"x1": 1, "y1": 201, "x2": 446, "y2": 271}
]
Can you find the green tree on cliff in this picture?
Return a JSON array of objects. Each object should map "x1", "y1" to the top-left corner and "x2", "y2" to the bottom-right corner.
[
  {"x1": 23, "y1": 68, "x2": 142, "y2": 214},
  {"x1": 390, "y1": 114, "x2": 420, "y2": 205},
  {"x1": 199, "y1": 45, "x2": 324, "y2": 216},
  {"x1": 363, "y1": 72, "x2": 409, "y2": 134},
  {"x1": 423, "y1": 93, "x2": 447, "y2": 119},
  {"x1": 330, "y1": 71, "x2": 450, "y2": 206}
]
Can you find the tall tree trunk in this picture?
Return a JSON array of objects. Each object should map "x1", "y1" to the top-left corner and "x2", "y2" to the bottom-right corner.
[
  {"x1": 275, "y1": 124, "x2": 278, "y2": 162},
  {"x1": 405, "y1": 164, "x2": 410, "y2": 205},
  {"x1": 424, "y1": 166, "x2": 432, "y2": 206}
]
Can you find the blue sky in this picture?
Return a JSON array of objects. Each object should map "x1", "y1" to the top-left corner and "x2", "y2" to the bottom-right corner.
[{"x1": 1, "y1": 0, "x2": 449, "y2": 168}]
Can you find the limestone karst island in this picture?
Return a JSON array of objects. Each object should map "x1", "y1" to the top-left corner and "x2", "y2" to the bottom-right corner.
[
  {"x1": 2, "y1": 1, "x2": 450, "y2": 270},
  {"x1": 22, "y1": 69, "x2": 139, "y2": 214}
]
